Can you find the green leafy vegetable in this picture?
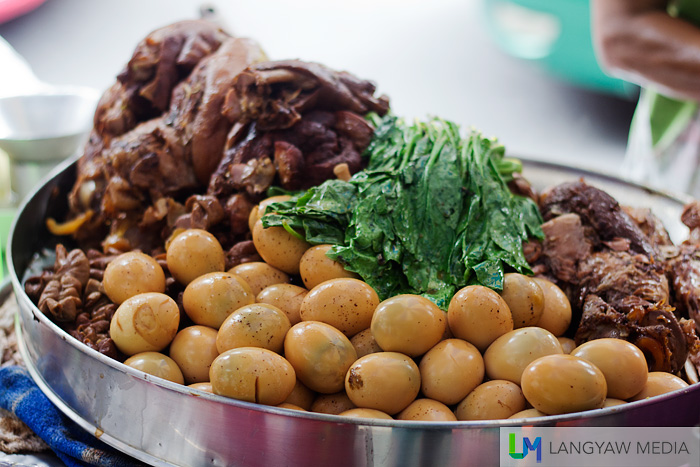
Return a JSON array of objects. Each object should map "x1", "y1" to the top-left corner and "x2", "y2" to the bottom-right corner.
[{"x1": 262, "y1": 114, "x2": 543, "y2": 309}]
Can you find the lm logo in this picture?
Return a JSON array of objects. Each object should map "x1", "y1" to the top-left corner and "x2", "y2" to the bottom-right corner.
[{"x1": 509, "y1": 433, "x2": 542, "y2": 463}]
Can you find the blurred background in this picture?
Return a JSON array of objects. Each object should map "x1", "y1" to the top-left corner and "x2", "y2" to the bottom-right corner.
[
  {"x1": 0, "y1": 0, "x2": 638, "y2": 277},
  {"x1": 0, "y1": 0, "x2": 638, "y2": 164}
]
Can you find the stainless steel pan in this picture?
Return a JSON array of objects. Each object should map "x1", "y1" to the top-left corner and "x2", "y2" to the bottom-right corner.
[{"x1": 7, "y1": 157, "x2": 700, "y2": 467}]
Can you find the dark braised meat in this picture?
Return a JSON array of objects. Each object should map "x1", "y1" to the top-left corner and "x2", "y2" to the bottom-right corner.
[
  {"x1": 109, "y1": 20, "x2": 230, "y2": 130},
  {"x1": 663, "y1": 203, "x2": 700, "y2": 335},
  {"x1": 208, "y1": 59, "x2": 390, "y2": 197},
  {"x1": 575, "y1": 293, "x2": 689, "y2": 373},
  {"x1": 540, "y1": 180, "x2": 657, "y2": 259},
  {"x1": 73, "y1": 119, "x2": 196, "y2": 253},
  {"x1": 24, "y1": 244, "x2": 90, "y2": 323},
  {"x1": 189, "y1": 61, "x2": 388, "y2": 261},
  {"x1": 225, "y1": 239, "x2": 262, "y2": 269},
  {"x1": 573, "y1": 250, "x2": 691, "y2": 373},
  {"x1": 665, "y1": 246, "x2": 700, "y2": 335},
  {"x1": 89, "y1": 20, "x2": 230, "y2": 179},
  {"x1": 540, "y1": 213, "x2": 593, "y2": 283},
  {"x1": 103, "y1": 120, "x2": 196, "y2": 207},
  {"x1": 70, "y1": 248, "x2": 121, "y2": 360},
  {"x1": 681, "y1": 318, "x2": 700, "y2": 375},
  {"x1": 83, "y1": 37, "x2": 267, "y2": 253},
  {"x1": 681, "y1": 200, "x2": 700, "y2": 238},
  {"x1": 165, "y1": 37, "x2": 267, "y2": 185},
  {"x1": 209, "y1": 109, "x2": 377, "y2": 198},
  {"x1": 175, "y1": 195, "x2": 226, "y2": 231},
  {"x1": 508, "y1": 172, "x2": 538, "y2": 203},
  {"x1": 576, "y1": 251, "x2": 670, "y2": 312},
  {"x1": 23, "y1": 246, "x2": 119, "y2": 359},
  {"x1": 67, "y1": 20, "x2": 231, "y2": 247},
  {"x1": 63, "y1": 24, "x2": 388, "y2": 257},
  {"x1": 537, "y1": 180, "x2": 694, "y2": 373},
  {"x1": 226, "y1": 60, "x2": 390, "y2": 131},
  {"x1": 66, "y1": 33, "x2": 266, "y2": 252},
  {"x1": 622, "y1": 206, "x2": 674, "y2": 250}
]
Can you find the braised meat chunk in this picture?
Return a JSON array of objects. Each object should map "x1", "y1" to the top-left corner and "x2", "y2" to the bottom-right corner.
[
  {"x1": 575, "y1": 294, "x2": 689, "y2": 374},
  {"x1": 539, "y1": 213, "x2": 593, "y2": 283},
  {"x1": 24, "y1": 244, "x2": 90, "y2": 323},
  {"x1": 114, "y1": 20, "x2": 231, "y2": 124},
  {"x1": 210, "y1": 60, "x2": 389, "y2": 196},
  {"x1": 226, "y1": 60, "x2": 390, "y2": 130},
  {"x1": 666, "y1": 201, "x2": 700, "y2": 335},
  {"x1": 93, "y1": 20, "x2": 229, "y2": 143},
  {"x1": 209, "y1": 109, "x2": 377, "y2": 197},
  {"x1": 576, "y1": 251, "x2": 670, "y2": 312},
  {"x1": 166, "y1": 37, "x2": 267, "y2": 184},
  {"x1": 540, "y1": 180, "x2": 657, "y2": 259},
  {"x1": 622, "y1": 206, "x2": 674, "y2": 250},
  {"x1": 67, "y1": 21, "x2": 238, "y2": 249},
  {"x1": 573, "y1": 251, "x2": 690, "y2": 373}
]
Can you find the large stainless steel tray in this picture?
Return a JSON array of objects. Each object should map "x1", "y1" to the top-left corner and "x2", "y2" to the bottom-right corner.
[{"x1": 7, "y1": 157, "x2": 700, "y2": 467}]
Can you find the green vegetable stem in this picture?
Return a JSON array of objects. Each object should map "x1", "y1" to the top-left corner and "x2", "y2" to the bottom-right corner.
[{"x1": 262, "y1": 114, "x2": 544, "y2": 310}]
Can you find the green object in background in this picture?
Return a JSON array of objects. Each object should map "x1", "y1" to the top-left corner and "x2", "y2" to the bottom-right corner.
[
  {"x1": 483, "y1": 0, "x2": 639, "y2": 99},
  {"x1": 648, "y1": 92, "x2": 698, "y2": 150},
  {"x1": 0, "y1": 208, "x2": 15, "y2": 282},
  {"x1": 644, "y1": 0, "x2": 700, "y2": 151}
]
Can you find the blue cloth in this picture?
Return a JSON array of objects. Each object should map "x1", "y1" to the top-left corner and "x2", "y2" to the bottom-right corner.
[{"x1": 0, "y1": 366, "x2": 141, "y2": 467}]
